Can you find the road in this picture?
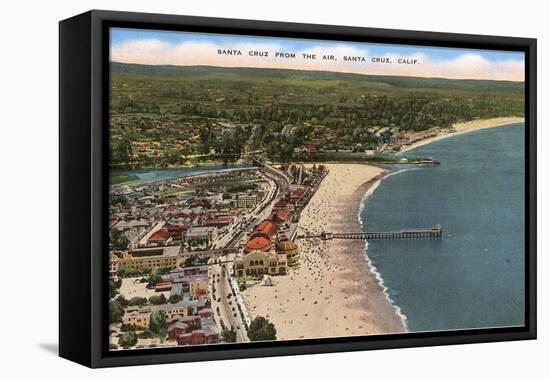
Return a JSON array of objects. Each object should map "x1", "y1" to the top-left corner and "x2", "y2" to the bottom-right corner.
[
  {"x1": 210, "y1": 256, "x2": 249, "y2": 342},
  {"x1": 211, "y1": 170, "x2": 277, "y2": 250},
  {"x1": 208, "y1": 157, "x2": 289, "y2": 342}
]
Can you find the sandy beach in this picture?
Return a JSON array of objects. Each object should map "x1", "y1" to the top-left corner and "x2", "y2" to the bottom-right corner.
[
  {"x1": 241, "y1": 116, "x2": 524, "y2": 341},
  {"x1": 400, "y1": 116, "x2": 524, "y2": 152},
  {"x1": 243, "y1": 164, "x2": 406, "y2": 340}
]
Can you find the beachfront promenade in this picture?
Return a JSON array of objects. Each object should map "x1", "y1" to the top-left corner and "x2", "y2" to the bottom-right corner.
[
  {"x1": 199, "y1": 156, "x2": 292, "y2": 342},
  {"x1": 299, "y1": 225, "x2": 443, "y2": 241}
]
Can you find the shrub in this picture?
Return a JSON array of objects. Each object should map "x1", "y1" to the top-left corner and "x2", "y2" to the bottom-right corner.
[
  {"x1": 247, "y1": 316, "x2": 276, "y2": 341},
  {"x1": 118, "y1": 331, "x2": 138, "y2": 347}
]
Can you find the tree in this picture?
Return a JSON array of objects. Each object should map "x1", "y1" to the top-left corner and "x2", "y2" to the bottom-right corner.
[
  {"x1": 127, "y1": 296, "x2": 148, "y2": 307},
  {"x1": 148, "y1": 267, "x2": 162, "y2": 287},
  {"x1": 109, "y1": 300, "x2": 124, "y2": 324},
  {"x1": 149, "y1": 310, "x2": 167, "y2": 337},
  {"x1": 169, "y1": 294, "x2": 183, "y2": 304},
  {"x1": 198, "y1": 121, "x2": 213, "y2": 154},
  {"x1": 110, "y1": 138, "x2": 133, "y2": 167},
  {"x1": 115, "y1": 295, "x2": 129, "y2": 307},
  {"x1": 247, "y1": 316, "x2": 276, "y2": 341},
  {"x1": 149, "y1": 294, "x2": 167, "y2": 305},
  {"x1": 138, "y1": 329, "x2": 154, "y2": 339},
  {"x1": 221, "y1": 329, "x2": 237, "y2": 343},
  {"x1": 118, "y1": 331, "x2": 138, "y2": 347},
  {"x1": 109, "y1": 278, "x2": 122, "y2": 298},
  {"x1": 110, "y1": 229, "x2": 129, "y2": 250}
]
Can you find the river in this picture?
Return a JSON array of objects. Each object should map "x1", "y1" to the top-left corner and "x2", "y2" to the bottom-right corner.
[{"x1": 114, "y1": 163, "x2": 252, "y2": 185}]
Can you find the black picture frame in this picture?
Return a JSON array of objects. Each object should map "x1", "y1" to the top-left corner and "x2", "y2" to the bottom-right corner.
[{"x1": 59, "y1": 9, "x2": 537, "y2": 368}]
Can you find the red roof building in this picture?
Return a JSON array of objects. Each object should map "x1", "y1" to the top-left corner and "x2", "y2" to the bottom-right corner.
[
  {"x1": 244, "y1": 236, "x2": 272, "y2": 253},
  {"x1": 291, "y1": 188, "x2": 305, "y2": 200},
  {"x1": 270, "y1": 209, "x2": 289, "y2": 224},
  {"x1": 167, "y1": 322, "x2": 189, "y2": 340},
  {"x1": 165, "y1": 224, "x2": 188, "y2": 239},
  {"x1": 177, "y1": 329, "x2": 219, "y2": 345},
  {"x1": 204, "y1": 216, "x2": 234, "y2": 228},
  {"x1": 154, "y1": 281, "x2": 172, "y2": 292},
  {"x1": 178, "y1": 330, "x2": 207, "y2": 345},
  {"x1": 254, "y1": 220, "x2": 277, "y2": 238},
  {"x1": 148, "y1": 228, "x2": 171, "y2": 243},
  {"x1": 273, "y1": 199, "x2": 288, "y2": 209}
]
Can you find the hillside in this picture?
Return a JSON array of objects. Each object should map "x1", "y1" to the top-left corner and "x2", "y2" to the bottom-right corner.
[
  {"x1": 109, "y1": 62, "x2": 524, "y2": 169},
  {"x1": 111, "y1": 62, "x2": 524, "y2": 92}
]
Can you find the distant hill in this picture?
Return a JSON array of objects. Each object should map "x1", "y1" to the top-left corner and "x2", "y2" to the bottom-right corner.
[{"x1": 111, "y1": 62, "x2": 524, "y2": 92}]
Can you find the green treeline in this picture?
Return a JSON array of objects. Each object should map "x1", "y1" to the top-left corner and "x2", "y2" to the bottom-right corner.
[{"x1": 109, "y1": 64, "x2": 524, "y2": 169}]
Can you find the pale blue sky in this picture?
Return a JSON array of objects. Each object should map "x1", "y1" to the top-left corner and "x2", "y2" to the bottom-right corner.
[{"x1": 110, "y1": 27, "x2": 525, "y2": 81}]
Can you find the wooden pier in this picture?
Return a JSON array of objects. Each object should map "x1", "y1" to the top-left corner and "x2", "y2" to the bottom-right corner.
[{"x1": 299, "y1": 225, "x2": 443, "y2": 241}]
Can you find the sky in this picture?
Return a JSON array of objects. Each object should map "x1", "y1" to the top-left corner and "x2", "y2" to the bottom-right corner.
[{"x1": 110, "y1": 28, "x2": 525, "y2": 81}]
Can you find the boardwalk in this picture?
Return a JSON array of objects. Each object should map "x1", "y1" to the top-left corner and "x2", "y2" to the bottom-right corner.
[{"x1": 299, "y1": 225, "x2": 443, "y2": 240}]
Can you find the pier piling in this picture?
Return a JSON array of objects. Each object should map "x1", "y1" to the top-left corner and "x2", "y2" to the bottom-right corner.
[{"x1": 301, "y1": 225, "x2": 443, "y2": 241}]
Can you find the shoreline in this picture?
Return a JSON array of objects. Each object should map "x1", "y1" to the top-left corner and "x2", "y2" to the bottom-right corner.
[
  {"x1": 400, "y1": 116, "x2": 524, "y2": 153},
  {"x1": 243, "y1": 164, "x2": 406, "y2": 340},
  {"x1": 242, "y1": 119, "x2": 524, "y2": 340},
  {"x1": 357, "y1": 168, "x2": 411, "y2": 328}
]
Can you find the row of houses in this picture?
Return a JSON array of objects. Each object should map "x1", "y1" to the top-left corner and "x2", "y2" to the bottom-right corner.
[
  {"x1": 155, "y1": 267, "x2": 209, "y2": 300},
  {"x1": 121, "y1": 298, "x2": 210, "y2": 329},
  {"x1": 109, "y1": 169, "x2": 267, "y2": 253},
  {"x1": 166, "y1": 310, "x2": 219, "y2": 345}
]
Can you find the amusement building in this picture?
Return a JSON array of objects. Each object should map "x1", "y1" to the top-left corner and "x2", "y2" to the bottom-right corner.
[
  {"x1": 234, "y1": 198, "x2": 301, "y2": 277},
  {"x1": 233, "y1": 164, "x2": 328, "y2": 277}
]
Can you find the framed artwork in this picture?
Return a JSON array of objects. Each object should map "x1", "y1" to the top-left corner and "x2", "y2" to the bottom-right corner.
[{"x1": 59, "y1": 10, "x2": 536, "y2": 368}]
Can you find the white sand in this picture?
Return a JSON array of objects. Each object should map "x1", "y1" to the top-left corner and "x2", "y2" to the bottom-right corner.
[
  {"x1": 401, "y1": 117, "x2": 524, "y2": 152},
  {"x1": 243, "y1": 164, "x2": 406, "y2": 340}
]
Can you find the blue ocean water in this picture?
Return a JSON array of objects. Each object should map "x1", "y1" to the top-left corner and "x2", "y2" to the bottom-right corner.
[{"x1": 360, "y1": 124, "x2": 525, "y2": 332}]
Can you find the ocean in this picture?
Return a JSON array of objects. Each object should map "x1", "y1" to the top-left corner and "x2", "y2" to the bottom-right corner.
[{"x1": 360, "y1": 123, "x2": 525, "y2": 332}]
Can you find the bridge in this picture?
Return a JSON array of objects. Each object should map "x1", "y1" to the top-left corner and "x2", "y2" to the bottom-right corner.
[
  {"x1": 298, "y1": 225, "x2": 443, "y2": 240},
  {"x1": 249, "y1": 154, "x2": 291, "y2": 195}
]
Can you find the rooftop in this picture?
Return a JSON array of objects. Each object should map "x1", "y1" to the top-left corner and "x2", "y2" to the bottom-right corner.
[
  {"x1": 270, "y1": 208, "x2": 289, "y2": 223},
  {"x1": 244, "y1": 236, "x2": 272, "y2": 252},
  {"x1": 254, "y1": 220, "x2": 277, "y2": 237},
  {"x1": 277, "y1": 240, "x2": 298, "y2": 252},
  {"x1": 129, "y1": 245, "x2": 180, "y2": 258},
  {"x1": 149, "y1": 228, "x2": 171, "y2": 242}
]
